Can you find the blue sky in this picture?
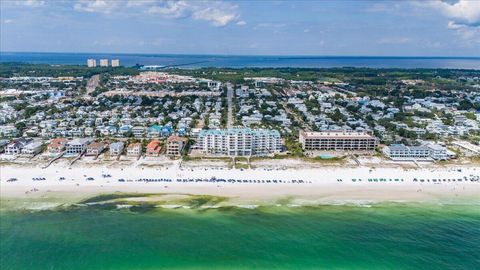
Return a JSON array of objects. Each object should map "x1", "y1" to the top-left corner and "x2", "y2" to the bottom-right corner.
[{"x1": 1, "y1": 0, "x2": 479, "y2": 56}]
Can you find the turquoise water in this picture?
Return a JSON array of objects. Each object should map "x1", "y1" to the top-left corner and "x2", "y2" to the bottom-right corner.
[{"x1": 1, "y1": 203, "x2": 479, "y2": 269}]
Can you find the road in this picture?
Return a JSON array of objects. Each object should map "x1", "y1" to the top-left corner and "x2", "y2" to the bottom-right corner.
[{"x1": 226, "y1": 82, "x2": 234, "y2": 128}]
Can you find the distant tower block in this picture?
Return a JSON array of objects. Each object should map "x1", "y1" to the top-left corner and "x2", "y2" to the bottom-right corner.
[
  {"x1": 87, "y1": 59, "x2": 96, "y2": 67},
  {"x1": 111, "y1": 59, "x2": 120, "y2": 67},
  {"x1": 99, "y1": 59, "x2": 109, "y2": 67}
]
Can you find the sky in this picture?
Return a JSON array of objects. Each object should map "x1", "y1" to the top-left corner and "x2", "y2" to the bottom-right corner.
[{"x1": 1, "y1": 0, "x2": 480, "y2": 56}]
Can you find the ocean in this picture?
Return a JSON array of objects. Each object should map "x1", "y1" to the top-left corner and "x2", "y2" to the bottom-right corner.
[
  {"x1": 1, "y1": 52, "x2": 480, "y2": 69},
  {"x1": 1, "y1": 203, "x2": 479, "y2": 270}
]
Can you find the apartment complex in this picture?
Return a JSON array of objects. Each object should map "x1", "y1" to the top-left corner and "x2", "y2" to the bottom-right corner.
[
  {"x1": 194, "y1": 128, "x2": 282, "y2": 157},
  {"x1": 383, "y1": 144, "x2": 450, "y2": 161},
  {"x1": 99, "y1": 59, "x2": 109, "y2": 67},
  {"x1": 87, "y1": 59, "x2": 96, "y2": 67},
  {"x1": 299, "y1": 130, "x2": 378, "y2": 151},
  {"x1": 111, "y1": 59, "x2": 120, "y2": 67}
]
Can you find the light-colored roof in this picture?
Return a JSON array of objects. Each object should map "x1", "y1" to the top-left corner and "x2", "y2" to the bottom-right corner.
[{"x1": 301, "y1": 131, "x2": 375, "y2": 139}]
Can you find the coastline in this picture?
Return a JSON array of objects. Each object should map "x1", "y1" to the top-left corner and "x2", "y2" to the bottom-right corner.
[{"x1": 1, "y1": 161, "x2": 479, "y2": 210}]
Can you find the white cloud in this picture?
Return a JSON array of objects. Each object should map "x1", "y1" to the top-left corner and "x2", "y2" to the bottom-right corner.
[
  {"x1": 417, "y1": 0, "x2": 480, "y2": 45},
  {"x1": 303, "y1": 29, "x2": 310, "y2": 33},
  {"x1": 74, "y1": 0, "x2": 121, "y2": 14},
  {"x1": 236, "y1": 20, "x2": 246, "y2": 26},
  {"x1": 419, "y1": 0, "x2": 480, "y2": 27},
  {"x1": 147, "y1": 1, "x2": 189, "y2": 18},
  {"x1": 16, "y1": 0, "x2": 45, "y2": 7},
  {"x1": 257, "y1": 22, "x2": 287, "y2": 28},
  {"x1": 378, "y1": 37, "x2": 412, "y2": 45},
  {"x1": 3, "y1": 19, "x2": 14, "y2": 24},
  {"x1": 192, "y1": 5, "x2": 238, "y2": 27},
  {"x1": 73, "y1": 0, "x2": 240, "y2": 26}
]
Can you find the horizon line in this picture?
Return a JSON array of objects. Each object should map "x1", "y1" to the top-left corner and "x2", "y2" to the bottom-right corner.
[{"x1": 1, "y1": 51, "x2": 479, "y2": 59}]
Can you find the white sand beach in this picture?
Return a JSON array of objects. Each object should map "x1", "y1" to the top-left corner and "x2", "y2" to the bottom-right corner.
[{"x1": 1, "y1": 160, "x2": 479, "y2": 205}]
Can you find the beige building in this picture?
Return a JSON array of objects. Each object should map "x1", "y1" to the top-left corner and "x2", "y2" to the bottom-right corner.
[
  {"x1": 166, "y1": 136, "x2": 187, "y2": 156},
  {"x1": 87, "y1": 59, "x2": 96, "y2": 67},
  {"x1": 127, "y1": 143, "x2": 142, "y2": 157},
  {"x1": 111, "y1": 59, "x2": 120, "y2": 67},
  {"x1": 299, "y1": 130, "x2": 378, "y2": 151},
  {"x1": 99, "y1": 59, "x2": 109, "y2": 67}
]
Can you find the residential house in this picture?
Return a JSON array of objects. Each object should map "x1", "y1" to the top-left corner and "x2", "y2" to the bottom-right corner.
[
  {"x1": 47, "y1": 138, "x2": 67, "y2": 154},
  {"x1": 109, "y1": 142, "x2": 124, "y2": 156},
  {"x1": 86, "y1": 141, "x2": 107, "y2": 156},
  {"x1": 146, "y1": 139, "x2": 162, "y2": 157},
  {"x1": 127, "y1": 143, "x2": 142, "y2": 157},
  {"x1": 65, "y1": 138, "x2": 93, "y2": 155},
  {"x1": 5, "y1": 138, "x2": 32, "y2": 155}
]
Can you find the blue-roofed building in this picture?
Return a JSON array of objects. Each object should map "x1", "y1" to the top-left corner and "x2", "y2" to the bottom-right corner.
[
  {"x1": 147, "y1": 125, "x2": 162, "y2": 138},
  {"x1": 194, "y1": 128, "x2": 282, "y2": 157}
]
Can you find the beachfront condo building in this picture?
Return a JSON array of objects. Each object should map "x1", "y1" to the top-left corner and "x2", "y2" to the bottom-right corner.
[
  {"x1": 65, "y1": 138, "x2": 93, "y2": 155},
  {"x1": 47, "y1": 138, "x2": 67, "y2": 154},
  {"x1": 194, "y1": 128, "x2": 282, "y2": 157},
  {"x1": 109, "y1": 142, "x2": 124, "y2": 156},
  {"x1": 299, "y1": 130, "x2": 378, "y2": 151},
  {"x1": 99, "y1": 59, "x2": 109, "y2": 67},
  {"x1": 5, "y1": 138, "x2": 32, "y2": 155},
  {"x1": 166, "y1": 135, "x2": 187, "y2": 156},
  {"x1": 85, "y1": 142, "x2": 107, "y2": 156},
  {"x1": 127, "y1": 143, "x2": 142, "y2": 157},
  {"x1": 146, "y1": 140, "x2": 162, "y2": 157},
  {"x1": 20, "y1": 141, "x2": 43, "y2": 157},
  {"x1": 87, "y1": 59, "x2": 96, "y2": 67},
  {"x1": 111, "y1": 59, "x2": 120, "y2": 67},
  {"x1": 383, "y1": 144, "x2": 450, "y2": 161}
]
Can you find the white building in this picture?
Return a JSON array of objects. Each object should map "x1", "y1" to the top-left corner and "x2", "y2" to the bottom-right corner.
[
  {"x1": 0, "y1": 125, "x2": 18, "y2": 137},
  {"x1": 87, "y1": 59, "x2": 96, "y2": 67},
  {"x1": 65, "y1": 138, "x2": 93, "y2": 155},
  {"x1": 99, "y1": 59, "x2": 109, "y2": 67},
  {"x1": 20, "y1": 141, "x2": 43, "y2": 157},
  {"x1": 383, "y1": 144, "x2": 449, "y2": 161},
  {"x1": 109, "y1": 142, "x2": 124, "y2": 156},
  {"x1": 127, "y1": 143, "x2": 142, "y2": 157},
  {"x1": 132, "y1": 126, "x2": 146, "y2": 138},
  {"x1": 111, "y1": 59, "x2": 120, "y2": 67},
  {"x1": 5, "y1": 138, "x2": 32, "y2": 155},
  {"x1": 194, "y1": 128, "x2": 282, "y2": 157},
  {"x1": 299, "y1": 130, "x2": 378, "y2": 151},
  {"x1": 452, "y1": 141, "x2": 480, "y2": 157}
]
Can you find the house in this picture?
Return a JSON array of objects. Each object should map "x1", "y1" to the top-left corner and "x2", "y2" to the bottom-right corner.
[
  {"x1": 132, "y1": 126, "x2": 146, "y2": 138},
  {"x1": 86, "y1": 141, "x2": 107, "y2": 156},
  {"x1": 109, "y1": 142, "x2": 124, "y2": 156},
  {"x1": 47, "y1": 138, "x2": 67, "y2": 154},
  {"x1": 0, "y1": 139, "x2": 9, "y2": 153},
  {"x1": 0, "y1": 125, "x2": 18, "y2": 137},
  {"x1": 65, "y1": 138, "x2": 93, "y2": 155},
  {"x1": 166, "y1": 135, "x2": 187, "y2": 156},
  {"x1": 146, "y1": 139, "x2": 162, "y2": 157},
  {"x1": 20, "y1": 141, "x2": 44, "y2": 157},
  {"x1": 127, "y1": 143, "x2": 142, "y2": 157},
  {"x1": 5, "y1": 138, "x2": 32, "y2": 155}
]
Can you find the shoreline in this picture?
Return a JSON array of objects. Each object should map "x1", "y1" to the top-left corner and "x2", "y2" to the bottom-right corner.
[{"x1": 1, "y1": 162, "x2": 479, "y2": 210}]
